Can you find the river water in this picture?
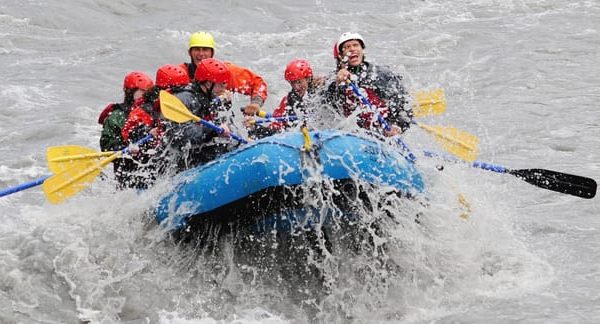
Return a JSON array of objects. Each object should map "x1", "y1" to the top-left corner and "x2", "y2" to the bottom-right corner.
[{"x1": 1, "y1": 0, "x2": 599, "y2": 323}]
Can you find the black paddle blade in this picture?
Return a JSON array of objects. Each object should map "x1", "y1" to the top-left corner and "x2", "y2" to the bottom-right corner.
[{"x1": 508, "y1": 168, "x2": 597, "y2": 199}]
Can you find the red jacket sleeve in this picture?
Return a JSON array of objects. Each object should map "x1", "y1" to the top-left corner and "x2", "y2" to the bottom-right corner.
[{"x1": 224, "y1": 61, "x2": 268, "y2": 105}]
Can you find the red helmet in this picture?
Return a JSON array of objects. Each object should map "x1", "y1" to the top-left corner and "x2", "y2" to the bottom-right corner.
[
  {"x1": 284, "y1": 59, "x2": 313, "y2": 82},
  {"x1": 155, "y1": 64, "x2": 190, "y2": 89},
  {"x1": 123, "y1": 71, "x2": 154, "y2": 91},
  {"x1": 194, "y1": 58, "x2": 231, "y2": 85}
]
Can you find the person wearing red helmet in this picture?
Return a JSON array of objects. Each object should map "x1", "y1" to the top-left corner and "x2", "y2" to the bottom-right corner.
[
  {"x1": 188, "y1": 57, "x2": 233, "y2": 124},
  {"x1": 121, "y1": 64, "x2": 190, "y2": 145},
  {"x1": 327, "y1": 32, "x2": 412, "y2": 137},
  {"x1": 113, "y1": 64, "x2": 191, "y2": 188},
  {"x1": 164, "y1": 58, "x2": 239, "y2": 171},
  {"x1": 248, "y1": 59, "x2": 325, "y2": 139},
  {"x1": 99, "y1": 71, "x2": 154, "y2": 150},
  {"x1": 98, "y1": 71, "x2": 154, "y2": 189},
  {"x1": 180, "y1": 31, "x2": 268, "y2": 117}
]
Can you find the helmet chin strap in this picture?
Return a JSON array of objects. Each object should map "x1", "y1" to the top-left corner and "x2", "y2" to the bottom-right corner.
[{"x1": 208, "y1": 82, "x2": 215, "y2": 98}]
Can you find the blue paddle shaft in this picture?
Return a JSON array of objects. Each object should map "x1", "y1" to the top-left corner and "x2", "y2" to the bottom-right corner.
[
  {"x1": 347, "y1": 82, "x2": 392, "y2": 131},
  {"x1": 198, "y1": 119, "x2": 248, "y2": 144},
  {"x1": 0, "y1": 176, "x2": 51, "y2": 198},
  {"x1": 423, "y1": 150, "x2": 507, "y2": 173},
  {"x1": 122, "y1": 134, "x2": 153, "y2": 153},
  {"x1": 255, "y1": 116, "x2": 299, "y2": 124},
  {"x1": 471, "y1": 161, "x2": 507, "y2": 173},
  {"x1": 0, "y1": 134, "x2": 155, "y2": 199}
]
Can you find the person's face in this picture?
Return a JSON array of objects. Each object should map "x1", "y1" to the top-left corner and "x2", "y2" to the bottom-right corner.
[
  {"x1": 289, "y1": 78, "x2": 309, "y2": 97},
  {"x1": 133, "y1": 89, "x2": 146, "y2": 100},
  {"x1": 210, "y1": 82, "x2": 228, "y2": 96},
  {"x1": 340, "y1": 40, "x2": 364, "y2": 67},
  {"x1": 189, "y1": 47, "x2": 214, "y2": 65}
]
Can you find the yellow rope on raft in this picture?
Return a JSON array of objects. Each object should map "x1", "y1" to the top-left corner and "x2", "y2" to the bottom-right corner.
[{"x1": 301, "y1": 126, "x2": 312, "y2": 151}]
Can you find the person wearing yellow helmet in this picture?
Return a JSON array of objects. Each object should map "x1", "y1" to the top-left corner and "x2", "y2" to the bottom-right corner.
[
  {"x1": 187, "y1": 31, "x2": 216, "y2": 65},
  {"x1": 327, "y1": 32, "x2": 413, "y2": 137},
  {"x1": 180, "y1": 31, "x2": 268, "y2": 116}
]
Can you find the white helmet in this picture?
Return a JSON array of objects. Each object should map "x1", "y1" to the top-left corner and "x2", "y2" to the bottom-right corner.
[{"x1": 337, "y1": 32, "x2": 365, "y2": 53}]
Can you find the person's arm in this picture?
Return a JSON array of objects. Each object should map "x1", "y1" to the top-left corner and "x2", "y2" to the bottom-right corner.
[{"x1": 224, "y1": 61, "x2": 268, "y2": 106}]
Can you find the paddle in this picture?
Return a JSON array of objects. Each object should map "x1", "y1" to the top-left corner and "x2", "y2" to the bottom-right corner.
[
  {"x1": 411, "y1": 89, "x2": 477, "y2": 161},
  {"x1": 47, "y1": 145, "x2": 115, "y2": 173},
  {"x1": 415, "y1": 122, "x2": 479, "y2": 162},
  {"x1": 0, "y1": 137, "x2": 154, "y2": 200},
  {"x1": 413, "y1": 88, "x2": 446, "y2": 118},
  {"x1": 42, "y1": 134, "x2": 153, "y2": 204},
  {"x1": 347, "y1": 82, "x2": 479, "y2": 162},
  {"x1": 0, "y1": 176, "x2": 51, "y2": 198},
  {"x1": 256, "y1": 111, "x2": 277, "y2": 119},
  {"x1": 424, "y1": 151, "x2": 597, "y2": 199},
  {"x1": 252, "y1": 115, "x2": 299, "y2": 124},
  {"x1": 159, "y1": 91, "x2": 248, "y2": 144}
]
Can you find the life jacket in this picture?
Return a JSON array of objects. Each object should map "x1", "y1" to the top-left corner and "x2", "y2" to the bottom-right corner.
[
  {"x1": 270, "y1": 90, "x2": 307, "y2": 131},
  {"x1": 269, "y1": 96, "x2": 290, "y2": 132},
  {"x1": 191, "y1": 84, "x2": 227, "y2": 122},
  {"x1": 98, "y1": 103, "x2": 125, "y2": 125}
]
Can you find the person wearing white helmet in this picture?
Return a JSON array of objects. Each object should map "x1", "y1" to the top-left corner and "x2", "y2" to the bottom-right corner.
[
  {"x1": 181, "y1": 31, "x2": 268, "y2": 117},
  {"x1": 327, "y1": 32, "x2": 412, "y2": 137}
]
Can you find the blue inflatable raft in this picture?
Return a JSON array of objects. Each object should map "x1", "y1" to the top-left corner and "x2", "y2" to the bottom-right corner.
[{"x1": 154, "y1": 130, "x2": 425, "y2": 234}]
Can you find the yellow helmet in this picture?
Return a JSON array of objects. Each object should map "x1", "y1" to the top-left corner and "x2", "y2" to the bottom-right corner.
[{"x1": 188, "y1": 32, "x2": 216, "y2": 50}]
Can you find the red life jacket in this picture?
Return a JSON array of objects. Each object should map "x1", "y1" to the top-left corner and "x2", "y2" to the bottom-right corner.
[
  {"x1": 267, "y1": 95, "x2": 289, "y2": 131},
  {"x1": 98, "y1": 103, "x2": 116, "y2": 125}
]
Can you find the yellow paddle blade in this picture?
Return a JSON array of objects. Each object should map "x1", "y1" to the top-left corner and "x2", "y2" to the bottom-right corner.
[
  {"x1": 42, "y1": 152, "x2": 120, "y2": 204},
  {"x1": 412, "y1": 88, "x2": 447, "y2": 118},
  {"x1": 417, "y1": 123, "x2": 479, "y2": 162},
  {"x1": 47, "y1": 145, "x2": 114, "y2": 173},
  {"x1": 160, "y1": 90, "x2": 201, "y2": 123}
]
